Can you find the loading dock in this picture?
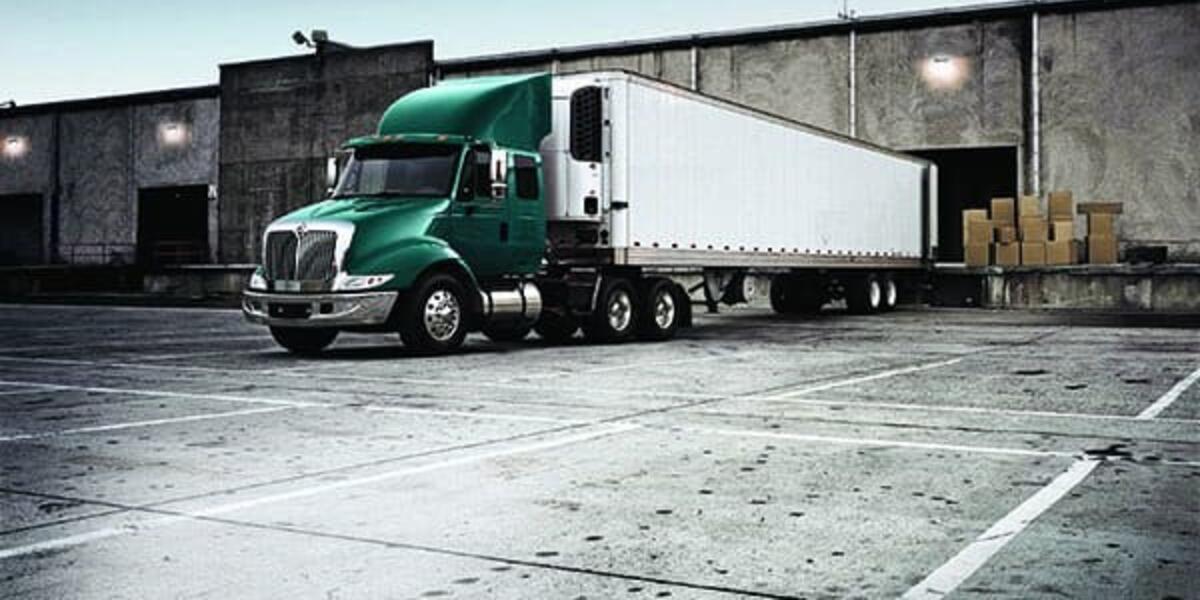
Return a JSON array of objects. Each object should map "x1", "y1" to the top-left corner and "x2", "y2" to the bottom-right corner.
[
  {"x1": 136, "y1": 185, "x2": 210, "y2": 266},
  {"x1": 908, "y1": 146, "x2": 1018, "y2": 262},
  {"x1": 0, "y1": 193, "x2": 44, "y2": 266}
]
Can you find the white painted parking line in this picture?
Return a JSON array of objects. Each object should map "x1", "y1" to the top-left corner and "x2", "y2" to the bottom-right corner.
[
  {"x1": 766, "y1": 357, "x2": 964, "y2": 399},
  {"x1": 0, "y1": 406, "x2": 296, "y2": 443},
  {"x1": 717, "y1": 396, "x2": 1200, "y2": 425},
  {"x1": 0, "y1": 424, "x2": 637, "y2": 560},
  {"x1": 901, "y1": 363, "x2": 1195, "y2": 598},
  {"x1": 901, "y1": 458, "x2": 1101, "y2": 600},
  {"x1": 1136, "y1": 364, "x2": 1200, "y2": 420},
  {"x1": 680, "y1": 426, "x2": 1073, "y2": 459},
  {"x1": 0, "y1": 387, "x2": 59, "y2": 397},
  {"x1": 1, "y1": 334, "x2": 266, "y2": 353},
  {"x1": 0, "y1": 354, "x2": 301, "y2": 375},
  {"x1": 0, "y1": 380, "x2": 580, "y2": 425},
  {"x1": 501, "y1": 352, "x2": 763, "y2": 382}
]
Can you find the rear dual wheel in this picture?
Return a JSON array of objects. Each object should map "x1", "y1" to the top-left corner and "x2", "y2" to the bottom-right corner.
[
  {"x1": 581, "y1": 276, "x2": 681, "y2": 343},
  {"x1": 846, "y1": 273, "x2": 897, "y2": 314}
]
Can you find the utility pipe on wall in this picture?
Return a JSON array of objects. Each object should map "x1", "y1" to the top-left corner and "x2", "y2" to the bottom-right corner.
[
  {"x1": 849, "y1": 28, "x2": 857, "y2": 138},
  {"x1": 1030, "y1": 12, "x2": 1041, "y2": 196}
]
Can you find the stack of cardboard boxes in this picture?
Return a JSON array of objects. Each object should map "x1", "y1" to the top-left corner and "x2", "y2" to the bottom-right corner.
[
  {"x1": 1080, "y1": 202, "x2": 1122, "y2": 264},
  {"x1": 962, "y1": 191, "x2": 1122, "y2": 266}
]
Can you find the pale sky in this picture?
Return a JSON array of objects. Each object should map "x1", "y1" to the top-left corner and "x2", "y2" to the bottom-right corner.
[{"x1": 5, "y1": 0, "x2": 989, "y2": 105}]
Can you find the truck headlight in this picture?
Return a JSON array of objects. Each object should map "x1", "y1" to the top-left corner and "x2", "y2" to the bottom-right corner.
[
  {"x1": 248, "y1": 271, "x2": 268, "y2": 291},
  {"x1": 333, "y1": 273, "x2": 395, "y2": 291}
]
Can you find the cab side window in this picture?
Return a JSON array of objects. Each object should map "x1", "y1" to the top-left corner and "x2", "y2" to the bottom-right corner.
[
  {"x1": 458, "y1": 148, "x2": 492, "y2": 201},
  {"x1": 514, "y1": 156, "x2": 538, "y2": 199}
]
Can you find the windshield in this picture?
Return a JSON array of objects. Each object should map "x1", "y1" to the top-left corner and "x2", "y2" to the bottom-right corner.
[{"x1": 333, "y1": 143, "x2": 462, "y2": 198}]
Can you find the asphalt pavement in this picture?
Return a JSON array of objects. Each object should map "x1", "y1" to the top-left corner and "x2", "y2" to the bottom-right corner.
[{"x1": 0, "y1": 303, "x2": 1196, "y2": 599}]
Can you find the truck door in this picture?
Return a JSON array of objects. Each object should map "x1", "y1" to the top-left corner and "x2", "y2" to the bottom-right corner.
[
  {"x1": 448, "y1": 147, "x2": 508, "y2": 279},
  {"x1": 508, "y1": 153, "x2": 547, "y2": 274}
]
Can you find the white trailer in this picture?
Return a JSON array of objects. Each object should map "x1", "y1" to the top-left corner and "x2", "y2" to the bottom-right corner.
[{"x1": 537, "y1": 71, "x2": 937, "y2": 320}]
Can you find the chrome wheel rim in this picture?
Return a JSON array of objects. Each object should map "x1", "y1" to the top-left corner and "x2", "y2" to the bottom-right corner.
[
  {"x1": 607, "y1": 289, "x2": 633, "y2": 332},
  {"x1": 653, "y1": 289, "x2": 676, "y2": 330},
  {"x1": 868, "y1": 280, "x2": 882, "y2": 309},
  {"x1": 423, "y1": 288, "x2": 461, "y2": 342},
  {"x1": 885, "y1": 280, "x2": 898, "y2": 307}
]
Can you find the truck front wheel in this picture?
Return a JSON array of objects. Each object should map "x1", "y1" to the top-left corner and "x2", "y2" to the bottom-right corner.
[
  {"x1": 270, "y1": 327, "x2": 338, "y2": 355},
  {"x1": 582, "y1": 278, "x2": 637, "y2": 343},
  {"x1": 399, "y1": 273, "x2": 469, "y2": 354}
]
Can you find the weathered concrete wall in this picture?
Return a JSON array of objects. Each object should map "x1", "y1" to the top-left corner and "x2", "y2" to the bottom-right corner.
[
  {"x1": 982, "y1": 265, "x2": 1200, "y2": 312},
  {"x1": 855, "y1": 19, "x2": 1027, "y2": 153},
  {"x1": 1040, "y1": 3, "x2": 1200, "y2": 260},
  {"x1": 0, "y1": 94, "x2": 219, "y2": 265},
  {"x1": 218, "y1": 42, "x2": 432, "y2": 263}
]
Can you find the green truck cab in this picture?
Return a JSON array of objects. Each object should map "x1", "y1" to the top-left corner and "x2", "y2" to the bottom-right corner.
[{"x1": 243, "y1": 73, "x2": 563, "y2": 354}]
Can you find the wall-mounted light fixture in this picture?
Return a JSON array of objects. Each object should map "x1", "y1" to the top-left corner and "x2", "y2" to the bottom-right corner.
[
  {"x1": 158, "y1": 122, "x2": 189, "y2": 147},
  {"x1": 2, "y1": 135, "x2": 29, "y2": 159},
  {"x1": 920, "y1": 54, "x2": 970, "y2": 91}
]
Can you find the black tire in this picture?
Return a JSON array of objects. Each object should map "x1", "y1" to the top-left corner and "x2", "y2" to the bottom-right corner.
[
  {"x1": 770, "y1": 275, "x2": 825, "y2": 315},
  {"x1": 534, "y1": 310, "x2": 579, "y2": 344},
  {"x1": 482, "y1": 322, "x2": 532, "y2": 343},
  {"x1": 581, "y1": 277, "x2": 637, "y2": 343},
  {"x1": 398, "y1": 273, "x2": 469, "y2": 354},
  {"x1": 846, "y1": 273, "x2": 883, "y2": 315},
  {"x1": 270, "y1": 327, "x2": 337, "y2": 355},
  {"x1": 881, "y1": 274, "x2": 899, "y2": 312},
  {"x1": 636, "y1": 278, "x2": 680, "y2": 341}
]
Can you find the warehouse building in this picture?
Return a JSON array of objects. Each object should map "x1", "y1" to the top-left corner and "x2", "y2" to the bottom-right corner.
[{"x1": 0, "y1": 0, "x2": 1196, "y2": 270}]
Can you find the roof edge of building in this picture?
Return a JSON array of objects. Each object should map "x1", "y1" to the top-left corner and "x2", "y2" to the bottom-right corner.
[
  {"x1": 0, "y1": 85, "x2": 220, "y2": 119},
  {"x1": 435, "y1": 0, "x2": 1196, "y2": 71}
]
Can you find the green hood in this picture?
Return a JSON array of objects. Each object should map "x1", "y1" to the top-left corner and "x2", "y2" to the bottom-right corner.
[{"x1": 273, "y1": 197, "x2": 456, "y2": 284}]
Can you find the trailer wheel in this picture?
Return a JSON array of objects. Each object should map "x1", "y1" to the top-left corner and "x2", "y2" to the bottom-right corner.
[
  {"x1": 846, "y1": 273, "x2": 883, "y2": 315},
  {"x1": 398, "y1": 273, "x2": 469, "y2": 354},
  {"x1": 534, "y1": 310, "x2": 579, "y2": 344},
  {"x1": 881, "y1": 274, "x2": 899, "y2": 312},
  {"x1": 270, "y1": 327, "x2": 338, "y2": 355},
  {"x1": 770, "y1": 275, "x2": 824, "y2": 315},
  {"x1": 482, "y1": 322, "x2": 532, "y2": 343},
  {"x1": 582, "y1": 278, "x2": 637, "y2": 343},
  {"x1": 636, "y1": 278, "x2": 680, "y2": 341}
]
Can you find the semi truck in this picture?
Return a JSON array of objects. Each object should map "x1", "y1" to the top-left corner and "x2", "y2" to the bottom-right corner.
[{"x1": 242, "y1": 71, "x2": 937, "y2": 354}]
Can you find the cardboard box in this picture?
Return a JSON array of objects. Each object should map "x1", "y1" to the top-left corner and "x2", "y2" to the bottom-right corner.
[
  {"x1": 1048, "y1": 191, "x2": 1074, "y2": 219},
  {"x1": 1088, "y1": 235, "x2": 1118, "y2": 264},
  {"x1": 962, "y1": 209, "x2": 989, "y2": 242},
  {"x1": 990, "y1": 198, "x2": 1016, "y2": 225},
  {"x1": 1088, "y1": 213, "x2": 1115, "y2": 237},
  {"x1": 1046, "y1": 239, "x2": 1072, "y2": 265},
  {"x1": 1077, "y1": 202, "x2": 1124, "y2": 215},
  {"x1": 1050, "y1": 220, "x2": 1075, "y2": 241},
  {"x1": 996, "y1": 225, "x2": 1018, "y2": 243},
  {"x1": 967, "y1": 219, "x2": 994, "y2": 244},
  {"x1": 1021, "y1": 242, "x2": 1046, "y2": 266},
  {"x1": 964, "y1": 243, "x2": 991, "y2": 267},
  {"x1": 1020, "y1": 216, "x2": 1048, "y2": 242},
  {"x1": 994, "y1": 242, "x2": 1020, "y2": 266},
  {"x1": 1019, "y1": 195, "x2": 1042, "y2": 218}
]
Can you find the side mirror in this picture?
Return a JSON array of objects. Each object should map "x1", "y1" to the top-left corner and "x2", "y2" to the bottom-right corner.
[
  {"x1": 490, "y1": 149, "x2": 509, "y2": 199},
  {"x1": 325, "y1": 156, "x2": 339, "y2": 189}
]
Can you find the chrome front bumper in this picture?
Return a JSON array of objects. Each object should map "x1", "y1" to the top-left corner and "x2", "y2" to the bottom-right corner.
[{"x1": 242, "y1": 290, "x2": 399, "y2": 328}]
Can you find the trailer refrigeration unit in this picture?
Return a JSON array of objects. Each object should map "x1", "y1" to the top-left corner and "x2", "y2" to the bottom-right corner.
[{"x1": 243, "y1": 71, "x2": 938, "y2": 354}]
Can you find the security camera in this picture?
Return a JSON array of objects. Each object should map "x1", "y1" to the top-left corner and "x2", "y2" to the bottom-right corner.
[
  {"x1": 311, "y1": 30, "x2": 329, "y2": 43},
  {"x1": 292, "y1": 30, "x2": 311, "y2": 47}
]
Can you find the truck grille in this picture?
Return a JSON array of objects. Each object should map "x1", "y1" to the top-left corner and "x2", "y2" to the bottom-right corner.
[{"x1": 265, "y1": 229, "x2": 338, "y2": 282}]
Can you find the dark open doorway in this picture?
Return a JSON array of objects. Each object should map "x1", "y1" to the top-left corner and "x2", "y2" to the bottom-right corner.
[
  {"x1": 907, "y1": 146, "x2": 1018, "y2": 262},
  {"x1": 137, "y1": 185, "x2": 210, "y2": 266},
  {"x1": 0, "y1": 194, "x2": 44, "y2": 266}
]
